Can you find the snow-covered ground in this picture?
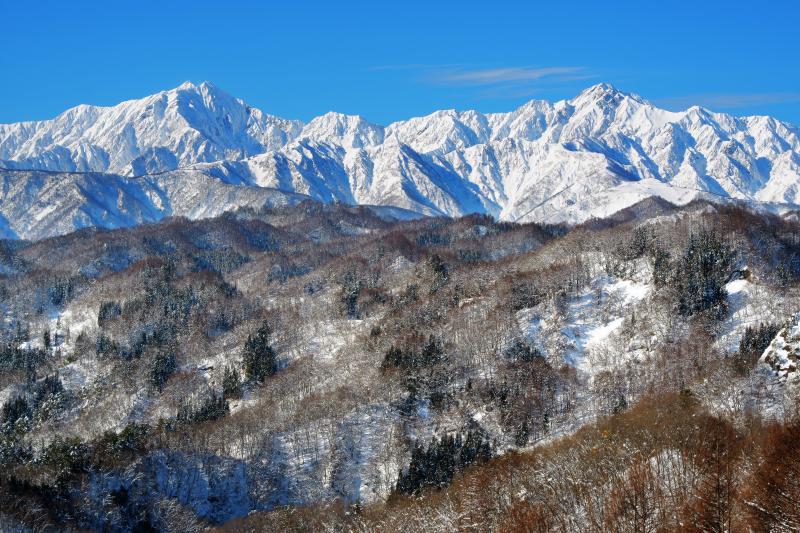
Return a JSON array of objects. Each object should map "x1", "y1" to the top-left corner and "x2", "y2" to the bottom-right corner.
[
  {"x1": 760, "y1": 312, "x2": 800, "y2": 383},
  {"x1": 716, "y1": 275, "x2": 794, "y2": 354},
  {"x1": 519, "y1": 273, "x2": 650, "y2": 377}
]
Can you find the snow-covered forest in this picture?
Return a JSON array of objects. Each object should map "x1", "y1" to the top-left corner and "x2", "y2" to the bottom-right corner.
[{"x1": 0, "y1": 198, "x2": 799, "y2": 531}]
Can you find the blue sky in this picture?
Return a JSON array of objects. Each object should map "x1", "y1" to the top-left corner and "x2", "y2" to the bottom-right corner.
[{"x1": 1, "y1": 0, "x2": 798, "y2": 125}]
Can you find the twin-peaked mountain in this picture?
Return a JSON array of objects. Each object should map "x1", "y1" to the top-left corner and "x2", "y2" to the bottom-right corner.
[{"x1": 1, "y1": 81, "x2": 799, "y2": 239}]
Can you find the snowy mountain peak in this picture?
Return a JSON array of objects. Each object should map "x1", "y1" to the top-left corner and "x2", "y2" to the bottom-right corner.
[
  {"x1": 176, "y1": 80, "x2": 201, "y2": 91},
  {"x1": 300, "y1": 112, "x2": 385, "y2": 149},
  {"x1": 575, "y1": 81, "x2": 622, "y2": 98},
  {"x1": 1, "y1": 82, "x2": 800, "y2": 239},
  {"x1": 570, "y1": 82, "x2": 642, "y2": 108},
  {"x1": 171, "y1": 80, "x2": 225, "y2": 95},
  {"x1": 0, "y1": 81, "x2": 303, "y2": 176}
]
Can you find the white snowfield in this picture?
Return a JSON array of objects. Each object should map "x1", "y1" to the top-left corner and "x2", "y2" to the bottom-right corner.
[{"x1": 1, "y1": 81, "x2": 800, "y2": 239}]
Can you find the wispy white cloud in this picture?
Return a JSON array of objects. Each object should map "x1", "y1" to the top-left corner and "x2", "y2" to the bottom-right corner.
[
  {"x1": 367, "y1": 64, "x2": 596, "y2": 100},
  {"x1": 369, "y1": 63, "x2": 597, "y2": 100},
  {"x1": 368, "y1": 63, "x2": 437, "y2": 72},
  {"x1": 429, "y1": 66, "x2": 587, "y2": 86},
  {"x1": 658, "y1": 92, "x2": 800, "y2": 110}
]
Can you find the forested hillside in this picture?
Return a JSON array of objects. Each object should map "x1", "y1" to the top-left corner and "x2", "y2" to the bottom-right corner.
[{"x1": 0, "y1": 198, "x2": 798, "y2": 531}]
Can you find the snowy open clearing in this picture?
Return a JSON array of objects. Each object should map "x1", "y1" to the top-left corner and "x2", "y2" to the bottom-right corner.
[{"x1": 519, "y1": 274, "x2": 651, "y2": 376}]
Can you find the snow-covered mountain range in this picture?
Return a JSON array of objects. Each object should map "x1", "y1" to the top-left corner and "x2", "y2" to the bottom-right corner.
[{"x1": 1, "y1": 81, "x2": 799, "y2": 239}]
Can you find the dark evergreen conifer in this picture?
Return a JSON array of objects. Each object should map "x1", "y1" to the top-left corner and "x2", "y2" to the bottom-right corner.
[
  {"x1": 395, "y1": 429, "x2": 492, "y2": 495},
  {"x1": 734, "y1": 322, "x2": 782, "y2": 374},
  {"x1": 43, "y1": 329, "x2": 51, "y2": 350},
  {"x1": 149, "y1": 352, "x2": 176, "y2": 391},
  {"x1": 673, "y1": 229, "x2": 734, "y2": 319},
  {"x1": 243, "y1": 321, "x2": 277, "y2": 383},
  {"x1": 222, "y1": 365, "x2": 242, "y2": 399}
]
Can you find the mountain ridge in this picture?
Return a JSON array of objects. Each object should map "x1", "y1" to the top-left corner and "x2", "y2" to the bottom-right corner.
[{"x1": 1, "y1": 81, "x2": 799, "y2": 239}]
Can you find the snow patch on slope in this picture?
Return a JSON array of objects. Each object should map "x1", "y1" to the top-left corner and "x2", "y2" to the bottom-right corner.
[
  {"x1": 760, "y1": 313, "x2": 800, "y2": 384},
  {"x1": 716, "y1": 275, "x2": 796, "y2": 354},
  {"x1": 520, "y1": 274, "x2": 650, "y2": 375}
]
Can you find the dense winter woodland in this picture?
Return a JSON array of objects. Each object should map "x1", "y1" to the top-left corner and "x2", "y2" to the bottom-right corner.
[{"x1": 0, "y1": 196, "x2": 798, "y2": 531}]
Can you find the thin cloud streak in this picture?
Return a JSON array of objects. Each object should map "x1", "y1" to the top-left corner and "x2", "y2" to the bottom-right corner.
[
  {"x1": 430, "y1": 66, "x2": 585, "y2": 86},
  {"x1": 367, "y1": 64, "x2": 599, "y2": 102},
  {"x1": 367, "y1": 64, "x2": 437, "y2": 72},
  {"x1": 658, "y1": 92, "x2": 800, "y2": 110}
]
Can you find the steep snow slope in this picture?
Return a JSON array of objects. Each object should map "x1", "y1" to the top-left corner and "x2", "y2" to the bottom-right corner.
[
  {"x1": 0, "y1": 81, "x2": 302, "y2": 175},
  {"x1": 1, "y1": 82, "x2": 800, "y2": 237}
]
